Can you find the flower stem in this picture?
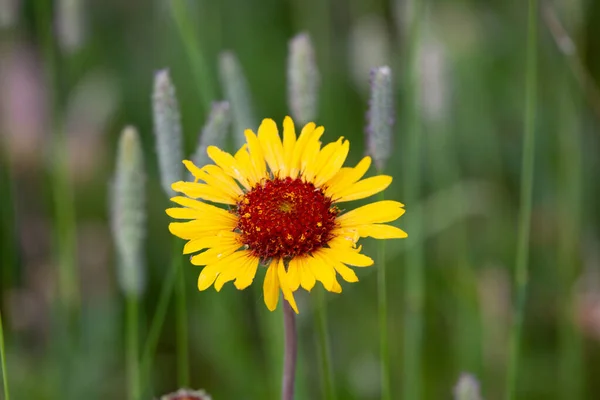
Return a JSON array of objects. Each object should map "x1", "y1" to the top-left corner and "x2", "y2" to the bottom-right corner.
[
  {"x1": 377, "y1": 190, "x2": 390, "y2": 400},
  {"x1": 314, "y1": 289, "x2": 336, "y2": 400},
  {"x1": 175, "y1": 240, "x2": 190, "y2": 387},
  {"x1": 126, "y1": 295, "x2": 140, "y2": 400},
  {"x1": 282, "y1": 300, "x2": 297, "y2": 400},
  {"x1": 0, "y1": 311, "x2": 10, "y2": 400},
  {"x1": 506, "y1": 0, "x2": 537, "y2": 399}
]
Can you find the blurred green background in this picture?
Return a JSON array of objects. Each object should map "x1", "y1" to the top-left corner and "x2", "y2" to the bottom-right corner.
[{"x1": 1, "y1": 0, "x2": 600, "y2": 399}]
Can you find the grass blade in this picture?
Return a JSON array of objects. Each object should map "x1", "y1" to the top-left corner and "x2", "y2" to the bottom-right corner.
[
  {"x1": 0, "y1": 311, "x2": 10, "y2": 400},
  {"x1": 505, "y1": 0, "x2": 538, "y2": 398},
  {"x1": 402, "y1": 0, "x2": 424, "y2": 399}
]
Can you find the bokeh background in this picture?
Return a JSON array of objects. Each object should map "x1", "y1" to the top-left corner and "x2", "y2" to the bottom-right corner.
[{"x1": 1, "y1": 0, "x2": 600, "y2": 399}]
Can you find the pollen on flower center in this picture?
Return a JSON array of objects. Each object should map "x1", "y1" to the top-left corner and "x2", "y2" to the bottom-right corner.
[{"x1": 235, "y1": 177, "x2": 339, "y2": 260}]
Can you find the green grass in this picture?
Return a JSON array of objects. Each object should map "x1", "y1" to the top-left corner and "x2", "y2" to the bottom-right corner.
[
  {"x1": 402, "y1": 0, "x2": 425, "y2": 399},
  {"x1": 175, "y1": 242, "x2": 190, "y2": 387},
  {"x1": 126, "y1": 295, "x2": 141, "y2": 400},
  {"x1": 0, "y1": 311, "x2": 10, "y2": 400},
  {"x1": 506, "y1": 0, "x2": 538, "y2": 398},
  {"x1": 376, "y1": 191, "x2": 390, "y2": 400},
  {"x1": 314, "y1": 288, "x2": 336, "y2": 400}
]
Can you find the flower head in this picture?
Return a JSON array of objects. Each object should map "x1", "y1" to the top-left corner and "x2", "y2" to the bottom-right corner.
[
  {"x1": 160, "y1": 388, "x2": 212, "y2": 400},
  {"x1": 167, "y1": 117, "x2": 407, "y2": 313}
]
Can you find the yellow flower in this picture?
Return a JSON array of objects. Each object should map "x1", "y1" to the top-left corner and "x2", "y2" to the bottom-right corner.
[{"x1": 166, "y1": 117, "x2": 407, "y2": 313}]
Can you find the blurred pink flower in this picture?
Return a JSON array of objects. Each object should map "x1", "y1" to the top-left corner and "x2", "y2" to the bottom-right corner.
[{"x1": 0, "y1": 42, "x2": 48, "y2": 171}]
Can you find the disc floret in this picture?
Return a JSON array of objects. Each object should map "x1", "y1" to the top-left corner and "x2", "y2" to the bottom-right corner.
[{"x1": 235, "y1": 177, "x2": 339, "y2": 260}]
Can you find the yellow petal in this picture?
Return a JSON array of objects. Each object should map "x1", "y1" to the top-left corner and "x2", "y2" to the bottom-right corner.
[
  {"x1": 263, "y1": 259, "x2": 280, "y2": 311},
  {"x1": 289, "y1": 122, "x2": 316, "y2": 177},
  {"x1": 183, "y1": 238, "x2": 216, "y2": 254},
  {"x1": 281, "y1": 116, "x2": 296, "y2": 177},
  {"x1": 182, "y1": 160, "x2": 203, "y2": 181},
  {"x1": 316, "y1": 249, "x2": 359, "y2": 283},
  {"x1": 257, "y1": 119, "x2": 285, "y2": 175},
  {"x1": 244, "y1": 129, "x2": 268, "y2": 183},
  {"x1": 325, "y1": 246, "x2": 374, "y2": 267},
  {"x1": 278, "y1": 259, "x2": 299, "y2": 313},
  {"x1": 337, "y1": 200, "x2": 405, "y2": 226},
  {"x1": 324, "y1": 156, "x2": 371, "y2": 197},
  {"x1": 331, "y1": 278, "x2": 342, "y2": 293},
  {"x1": 334, "y1": 175, "x2": 392, "y2": 202},
  {"x1": 207, "y1": 146, "x2": 251, "y2": 190},
  {"x1": 197, "y1": 260, "x2": 230, "y2": 291},
  {"x1": 313, "y1": 139, "x2": 350, "y2": 188},
  {"x1": 199, "y1": 165, "x2": 244, "y2": 198},
  {"x1": 299, "y1": 257, "x2": 316, "y2": 291},
  {"x1": 287, "y1": 257, "x2": 301, "y2": 291},
  {"x1": 234, "y1": 255, "x2": 260, "y2": 290},
  {"x1": 166, "y1": 207, "x2": 206, "y2": 220},
  {"x1": 299, "y1": 126, "x2": 324, "y2": 177},
  {"x1": 190, "y1": 242, "x2": 241, "y2": 266},
  {"x1": 214, "y1": 267, "x2": 238, "y2": 291},
  {"x1": 169, "y1": 196, "x2": 233, "y2": 216},
  {"x1": 234, "y1": 144, "x2": 248, "y2": 159},
  {"x1": 330, "y1": 228, "x2": 360, "y2": 245},
  {"x1": 197, "y1": 265, "x2": 220, "y2": 291},
  {"x1": 197, "y1": 250, "x2": 253, "y2": 290},
  {"x1": 214, "y1": 253, "x2": 257, "y2": 291},
  {"x1": 182, "y1": 232, "x2": 240, "y2": 254},
  {"x1": 168, "y1": 219, "x2": 236, "y2": 240},
  {"x1": 171, "y1": 181, "x2": 237, "y2": 205},
  {"x1": 306, "y1": 255, "x2": 335, "y2": 291},
  {"x1": 357, "y1": 224, "x2": 408, "y2": 239},
  {"x1": 333, "y1": 263, "x2": 358, "y2": 283},
  {"x1": 235, "y1": 144, "x2": 265, "y2": 188},
  {"x1": 165, "y1": 207, "x2": 238, "y2": 225},
  {"x1": 303, "y1": 138, "x2": 340, "y2": 183}
]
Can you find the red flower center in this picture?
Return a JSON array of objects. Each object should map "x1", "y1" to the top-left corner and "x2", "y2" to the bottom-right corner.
[{"x1": 235, "y1": 177, "x2": 339, "y2": 260}]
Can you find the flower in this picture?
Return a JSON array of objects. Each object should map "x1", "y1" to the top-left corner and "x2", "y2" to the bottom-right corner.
[
  {"x1": 160, "y1": 388, "x2": 212, "y2": 400},
  {"x1": 166, "y1": 116, "x2": 407, "y2": 313}
]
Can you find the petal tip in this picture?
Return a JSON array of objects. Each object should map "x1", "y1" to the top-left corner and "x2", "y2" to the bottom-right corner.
[
  {"x1": 167, "y1": 222, "x2": 179, "y2": 236},
  {"x1": 265, "y1": 300, "x2": 277, "y2": 312}
]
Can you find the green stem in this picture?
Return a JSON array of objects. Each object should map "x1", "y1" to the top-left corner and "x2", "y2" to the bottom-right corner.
[
  {"x1": 0, "y1": 311, "x2": 10, "y2": 400},
  {"x1": 52, "y1": 134, "x2": 79, "y2": 316},
  {"x1": 314, "y1": 289, "x2": 336, "y2": 400},
  {"x1": 505, "y1": 0, "x2": 537, "y2": 399},
  {"x1": 126, "y1": 295, "x2": 140, "y2": 400},
  {"x1": 0, "y1": 155, "x2": 17, "y2": 299},
  {"x1": 140, "y1": 252, "x2": 179, "y2": 395},
  {"x1": 402, "y1": 0, "x2": 424, "y2": 399},
  {"x1": 35, "y1": 0, "x2": 79, "y2": 318},
  {"x1": 175, "y1": 241, "x2": 190, "y2": 387},
  {"x1": 35, "y1": 4, "x2": 78, "y2": 398},
  {"x1": 556, "y1": 14, "x2": 583, "y2": 399},
  {"x1": 170, "y1": 0, "x2": 214, "y2": 113},
  {"x1": 377, "y1": 190, "x2": 390, "y2": 400}
]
